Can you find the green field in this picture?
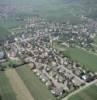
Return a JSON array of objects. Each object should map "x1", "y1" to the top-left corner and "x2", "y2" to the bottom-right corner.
[
  {"x1": 16, "y1": 65, "x2": 56, "y2": 100},
  {"x1": 0, "y1": 71, "x2": 16, "y2": 100},
  {"x1": 53, "y1": 42, "x2": 67, "y2": 51},
  {"x1": 94, "y1": 36, "x2": 97, "y2": 44},
  {"x1": 54, "y1": 42, "x2": 97, "y2": 72},
  {"x1": 0, "y1": 26, "x2": 11, "y2": 40},
  {"x1": 68, "y1": 84, "x2": 97, "y2": 100},
  {"x1": 0, "y1": 17, "x2": 25, "y2": 29},
  {"x1": 64, "y1": 48, "x2": 97, "y2": 72}
]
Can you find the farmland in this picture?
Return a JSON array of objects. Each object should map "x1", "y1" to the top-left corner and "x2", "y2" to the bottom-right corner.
[
  {"x1": 0, "y1": 71, "x2": 16, "y2": 100},
  {"x1": 53, "y1": 41, "x2": 66, "y2": 51},
  {"x1": 68, "y1": 84, "x2": 97, "y2": 100},
  {"x1": 5, "y1": 69, "x2": 34, "y2": 100},
  {"x1": 64, "y1": 48, "x2": 97, "y2": 72},
  {"x1": 16, "y1": 65, "x2": 56, "y2": 100},
  {"x1": 53, "y1": 42, "x2": 97, "y2": 72}
]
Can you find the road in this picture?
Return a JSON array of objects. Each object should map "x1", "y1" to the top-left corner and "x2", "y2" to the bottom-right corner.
[{"x1": 62, "y1": 79, "x2": 97, "y2": 100}]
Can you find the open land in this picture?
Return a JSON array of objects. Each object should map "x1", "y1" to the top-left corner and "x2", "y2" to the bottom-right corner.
[
  {"x1": 68, "y1": 84, "x2": 97, "y2": 100},
  {"x1": 5, "y1": 68, "x2": 34, "y2": 100},
  {"x1": 64, "y1": 48, "x2": 97, "y2": 72},
  {"x1": 0, "y1": 71, "x2": 16, "y2": 100},
  {"x1": 0, "y1": 26, "x2": 11, "y2": 40},
  {"x1": 54, "y1": 42, "x2": 97, "y2": 72},
  {"x1": 16, "y1": 65, "x2": 56, "y2": 100}
]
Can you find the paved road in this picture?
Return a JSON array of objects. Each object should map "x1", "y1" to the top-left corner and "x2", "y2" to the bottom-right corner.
[{"x1": 62, "y1": 79, "x2": 97, "y2": 100}]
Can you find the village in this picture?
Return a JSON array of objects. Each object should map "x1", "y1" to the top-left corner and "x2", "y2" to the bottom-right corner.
[
  {"x1": 0, "y1": 15, "x2": 97, "y2": 100},
  {"x1": 17, "y1": 15, "x2": 97, "y2": 52}
]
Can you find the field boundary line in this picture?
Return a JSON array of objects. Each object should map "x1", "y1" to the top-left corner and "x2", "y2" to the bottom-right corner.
[{"x1": 5, "y1": 68, "x2": 34, "y2": 100}]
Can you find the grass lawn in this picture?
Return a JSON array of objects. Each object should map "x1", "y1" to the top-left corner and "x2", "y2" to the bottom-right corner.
[
  {"x1": 68, "y1": 84, "x2": 97, "y2": 100},
  {"x1": 64, "y1": 48, "x2": 97, "y2": 72},
  {"x1": 0, "y1": 71, "x2": 16, "y2": 100},
  {"x1": 16, "y1": 65, "x2": 56, "y2": 100}
]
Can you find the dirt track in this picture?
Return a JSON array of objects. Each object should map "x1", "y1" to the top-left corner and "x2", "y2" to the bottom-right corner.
[{"x1": 5, "y1": 69, "x2": 34, "y2": 100}]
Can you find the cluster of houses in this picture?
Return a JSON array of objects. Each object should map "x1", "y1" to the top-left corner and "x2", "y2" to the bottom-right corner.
[
  {"x1": 5, "y1": 43, "x2": 18, "y2": 59},
  {"x1": 58, "y1": 22, "x2": 96, "y2": 50},
  {"x1": 0, "y1": 47, "x2": 6, "y2": 63},
  {"x1": 19, "y1": 15, "x2": 97, "y2": 53},
  {"x1": 2, "y1": 15, "x2": 97, "y2": 99},
  {"x1": 4, "y1": 30, "x2": 97, "y2": 99}
]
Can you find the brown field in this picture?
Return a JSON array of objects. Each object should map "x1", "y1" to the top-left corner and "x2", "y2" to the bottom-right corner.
[{"x1": 5, "y1": 69, "x2": 34, "y2": 100}]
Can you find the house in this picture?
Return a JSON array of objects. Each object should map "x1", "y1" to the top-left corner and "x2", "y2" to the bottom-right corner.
[
  {"x1": 51, "y1": 87, "x2": 64, "y2": 97},
  {"x1": 39, "y1": 73, "x2": 49, "y2": 83},
  {"x1": 36, "y1": 70, "x2": 41, "y2": 76},
  {"x1": 81, "y1": 72, "x2": 96, "y2": 82},
  {"x1": 46, "y1": 80, "x2": 52, "y2": 87}
]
